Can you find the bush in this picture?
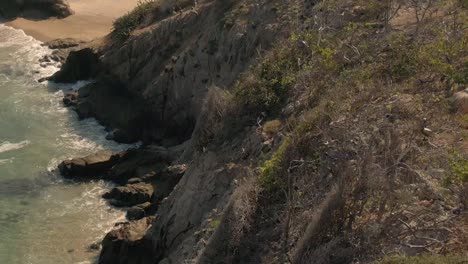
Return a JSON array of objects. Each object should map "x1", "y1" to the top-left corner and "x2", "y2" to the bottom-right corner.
[
  {"x1": 112, "y1": 0, "x2": 159, "y2": 41},
  {"x1": 259, "y1": 139, "x2": 290, "y2": 193},
  {"x1": 450, "y1": 151, "x2": 468, "y2": 183}
]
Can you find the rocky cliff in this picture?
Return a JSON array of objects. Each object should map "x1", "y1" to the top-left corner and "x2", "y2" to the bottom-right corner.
[
  {"x1": 0, "y1": 0, "x2": 72, "y2": 19},
  {"x1": 52, "y1": 0, "x2": 468, "y2": 263}
]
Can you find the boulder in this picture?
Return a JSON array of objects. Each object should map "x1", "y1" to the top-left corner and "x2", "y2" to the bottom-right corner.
[
  {"x1": 49, "y1": 48, "x2": 99, "y2": 83},
  {"x1": 103, "y1": 183, "x2": 154, "y2": 207},
  {"x1": 63, "y1": 91, "x2": 78, "y2": 107},
  {"x1": 126, "y1": 207, "x2": 145, "y2": 221},
  {"x1": 452, "y1": 89, "x2": 468, "y2": 114},
  {"x1": 126, "y1": 202, "x2": 154, "y2": 220},
  {"x1": 99, "y1": 217, "x2": 155, "y2": 264},
  {"x1": 58, "y1": 151, "x2": 121, "y2": 179},
  {"x1": 0, "y1": 0, "x2": 73, "y2": 19},
  {"x1": 104, "y1": 147, "x2": 174, "y2": 184}
]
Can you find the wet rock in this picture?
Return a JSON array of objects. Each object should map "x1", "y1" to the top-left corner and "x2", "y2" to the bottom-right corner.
[
  {"x1": 88, "y1": 241, "x2": 101, "y2": 252},
  {"x1": 63, "y1": 92, "x2": 78, "y2": 107},
  {"x1": 37, "y1": 76, "x2": 50, "y2": 83},
  {"x1": 68, "y1": 81, "x2": 145, "y2": 143},
  {"x1": 99, "y1": 217, "x2": 155, "y2": 264},
  {"x1": 58, "y1": 151, "x2": 121, "y2": 179},
  {"x1": 104, "y1": 147, "x2": 175, "y2": 184},
  {"x1": 126, "y1": 207, "x2": 145, "y2": 221},
  {"x1": 126, "y1": 202, "x2": 154, "y2": 220},
  {"x1": 106, "y1": 129, "x2": 139, "y2": 144},
  {"x1": 49, "y1": 48, "x2": 99, "y2": 83},
  {"x1": 103, "y1": 183, "x2": 154, "y2": 207}
]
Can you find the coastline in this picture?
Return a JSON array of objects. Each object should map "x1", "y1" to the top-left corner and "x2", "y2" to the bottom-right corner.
[{"x1": 5, "y1": 0, "x2": 140, "y2": 42}]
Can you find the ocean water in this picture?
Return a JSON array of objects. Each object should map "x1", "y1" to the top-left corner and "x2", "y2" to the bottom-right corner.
[{"x1": 0, "y1": 24, "x2": 131, "y2": 263}]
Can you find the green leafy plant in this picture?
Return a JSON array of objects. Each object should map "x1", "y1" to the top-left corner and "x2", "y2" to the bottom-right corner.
[{"x1": 259, "y1": 139, "x2": 290, "y2": 193}]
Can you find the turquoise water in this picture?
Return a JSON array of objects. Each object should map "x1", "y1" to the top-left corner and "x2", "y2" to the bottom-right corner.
[{"x1": 0, "y1": 24, "x2": 130, "y2": 263}]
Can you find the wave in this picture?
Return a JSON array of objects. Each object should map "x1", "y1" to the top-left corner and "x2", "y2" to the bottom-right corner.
[{"x1": 0, "y1": 140, "x2": 30, "y2": 154}]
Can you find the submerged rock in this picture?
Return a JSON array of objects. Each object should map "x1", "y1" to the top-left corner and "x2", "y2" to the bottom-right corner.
[{"x1": 58, "y1": 150, "x2": 121, "y2": 179}]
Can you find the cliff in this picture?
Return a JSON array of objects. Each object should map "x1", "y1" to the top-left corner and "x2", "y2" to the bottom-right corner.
[{"x1": 52, "y1": 0, "x2": 468, "y2": 263}]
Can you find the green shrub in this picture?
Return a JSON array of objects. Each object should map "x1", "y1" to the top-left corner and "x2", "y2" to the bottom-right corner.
[
  {"x1": 112, "y1": 0, "x2": 159, "y2": 41},
  {"x1": 259, "y1": 139, "x2": 290, "y2": 193},
  {"x1": 233, "y1": 47, "x2": 299, "y2": 115},
  {"x1": 450, "y1": 152, "x2": 468, "y2": 183},
  {"x1": 418, "y1": 35, "x2": 468, "y2": 85}
]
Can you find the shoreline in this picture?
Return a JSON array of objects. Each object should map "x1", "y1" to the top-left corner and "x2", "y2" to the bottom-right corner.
[{"x1": 5, "y1": 0, "x2": 140, "y2": 42}]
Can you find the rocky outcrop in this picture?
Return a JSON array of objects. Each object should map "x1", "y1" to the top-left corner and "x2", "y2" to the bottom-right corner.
[
  {"x1": 49, "y1": 48, "x2": 99, "y2": 83},
  {"x1": 0, "y1": 0, "x2": 73, "y2": 19},
  {"x1": 54, "y1": 0, "x2": 281, "y2": 145},
  {"x1": 52, "y1": 0, "x2": 286, "y2": 262},
  {"x1": 58, "y1": 150, "x2": 121, "y2": 179},
  {"x1": 99, "y1": 217, "x2": 155, "y2": 264},
  {"x1": 103, "y1": 183, "x2": 154, "y2": 207}
]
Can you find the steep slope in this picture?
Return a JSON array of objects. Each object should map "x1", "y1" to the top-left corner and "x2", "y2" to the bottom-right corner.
[{"x1": 52, "y1": 0, "x2": 468, "y2": 263}]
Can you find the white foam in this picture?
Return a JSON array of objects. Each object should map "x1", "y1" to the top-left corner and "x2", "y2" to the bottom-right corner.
[
  {"x1": 0, "y1": 158, "x2": 14, "y2": 165},
  {"x1": 0, "y1": 24, "x2": 60, "y2": 78},
  {"x1": 0, "y1": 140, "x2": 30, "y2": 154}
]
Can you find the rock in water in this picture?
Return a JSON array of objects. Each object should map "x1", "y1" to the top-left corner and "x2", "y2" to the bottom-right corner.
[
  {"x1": 58, "y1": 151, "x2": 121, "y2": 179},
  {"x1": 103, "y1": 183, "x2": 154, "y2": 207},
  {"x1": 99, "y1": 217, "x2": 155, "y2": 264}
]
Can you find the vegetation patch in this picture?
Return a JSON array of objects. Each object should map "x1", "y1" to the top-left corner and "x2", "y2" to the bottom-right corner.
[
  {"x1": 112, "y1": 0, "x2": 159, "y2": 41},
  {"x1": 259, "y1": 138, "x2": 290, "y2": 193}
]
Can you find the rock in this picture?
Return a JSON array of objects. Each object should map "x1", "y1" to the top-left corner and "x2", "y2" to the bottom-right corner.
[
  {"x1": 452, "y1": 89, "x2": 468, "y2": 114},
  {"x1": 104, "y1": 147, "x2": 174, "y2": 184},
  {"x1": 37, "y1": 76, "x2": 50, "y2": 83},
  {"x1": 63, "y1": 92, "x2": 78, "y2": 107},
  {"x1": 107, "y1": 128, "x2": 140, "y2": 144},
  {"x1": 88, "y1": 241, "x2": 101, "y2": 252},
  {"x1": 99, "y1": 217, "x2": 155, "y2": 264},
  {"x1": 43, "y1": 38, "x2": 83, "y2": 49},
  {"x1": 127, "y1": 202, "x2": 154, "y2": 220},
  {"x1": 103, "y1": 183, "x2": 154, "y2": 207},
  {"x1": 67, "y1": 81, "x2": 145, "y2": 143},
  {"x1": 49, "y1": 48, "x2": 99, "y2": 83},
  {"x1": 58, "y1": 151, "x2": 121, "y2": 179},
  {"x1": 126, "y1": 207, "x2": 145, "y2": 221},
  {"x1": 0, "y1": 0, "x2": 73, "y2": 19}
]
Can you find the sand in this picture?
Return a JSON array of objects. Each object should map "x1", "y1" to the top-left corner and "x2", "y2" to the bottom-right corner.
[{"x1": 6, "y1": 0, "x2": 140, "y2": 42}]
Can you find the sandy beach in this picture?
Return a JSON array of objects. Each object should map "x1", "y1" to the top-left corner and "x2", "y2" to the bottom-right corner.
[{"x1": 6, "y1": 0, "x2": 140, "y2": 42}]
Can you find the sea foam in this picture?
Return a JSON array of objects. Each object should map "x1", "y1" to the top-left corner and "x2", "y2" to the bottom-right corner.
[{"x1": 0, "y1": 140, "x2": 30, "y2": 154}]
